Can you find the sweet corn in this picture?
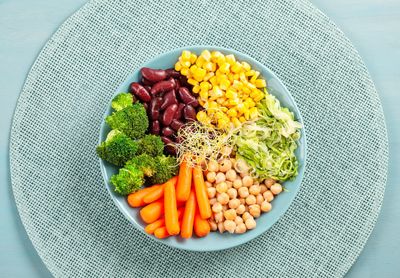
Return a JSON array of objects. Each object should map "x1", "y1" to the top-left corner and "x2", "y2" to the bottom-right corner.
[
  {"x1": 227, "y1": 108, "x2": 238, "y2": 117},
  {"x1": 254, "y1": 79, "x2": 266, "y2": 88},
  {"x1": 200, "y1": 81, "x2": 211, "y2": 91},
  {"x1": 204, "y1": 72, "x2": 214, "y2": 81},
  {"x1": 199, "y1": 89, "x2": 208, "y2": 100},
  {"x1": 239, "y1": 116, "x2": 246, "y2": 123},
  {"x1": 232, "y1": 117, "x2": 241, "y2": 127},
  {"x1": 193, "y1": 68, "x2": 207, "y2": 81},
  {"x1": 188, "y1": 78, "x2": 199, "y2": 86},
  {"x1": 192, "y1": 85, "x2": 200, "y2": 94},
  {"x1": 181, "y1": 67, "x2": 189, "y2": 76},
  {"x1": 231, "y1": 62, "x2": 242, "y2": 73},
  {"x1": 190, "y1": 53, "x2": 197, "y2": 64},
  {"x1": 249, "y1": 107, "x2": 258, "y2": 119},
  {"x1": 174, "y1": 62, "x2": 182, "y2": 71},
  {"x1": 219, "y1": 79, "x2": 231, "y2": 90},
  {"x1": 181, "y1": 50, "x2": 191, "y2": 61},
  {"x1": 241, "y1": 62, "x2": 251, "y2": 71},
  {"x1": 219, "y1": 62, "x2": 230, "y2": 74},
  {"x1": 200, "y1": 50, "x2": 211, "y2": 61},
  {"x1": 210, "y1": 86, "x2": 223, "y2": 100},
  {"x1": 225, "y1": 54, "x2": 236, "y2": 65},
  {"x1": 196, "y1": 111, "x2": 208, "y2": 123}
]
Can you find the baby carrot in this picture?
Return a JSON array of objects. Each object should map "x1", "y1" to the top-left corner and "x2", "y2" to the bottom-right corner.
[
  {"x1": 193, "y1": 166, "x2": 212, "y2": 219},
  {"x1": 143, "y1": 186, "x2": 164, "y2": 204},
  {"x1": 140, "y1": 200, "x2": 163, "y2": 224},
  {"x1": 164, "y1": 177, "x2": 180, "y2": 235},
  {"x1": 127, "y1": 185, "x2": 161, "y2": 207},
  {"x1": 176, "y1": 160, "x2": 192, "y2": 202},
  {"x1": 154, "y1": 226, "x2": 170, "y2": 239},
  {"x1": 181, "y1": 189, "x2": 197, "y2": 239},
  {"x1": 194, "y1": 211, "x2": 211, "y2": 237},
  {"x1": 145, "y1": 207, "x2": 184, "y2": 235}
]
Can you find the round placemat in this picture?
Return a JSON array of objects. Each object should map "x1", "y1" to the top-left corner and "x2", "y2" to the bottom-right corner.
[{"x1": 10, "y1": 0, "x2": 388, "y2": 277}]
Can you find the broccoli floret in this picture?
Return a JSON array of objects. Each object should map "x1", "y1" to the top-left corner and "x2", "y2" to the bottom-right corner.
[
  {"x1": 110, "y1": 164, "x2": 145, "y2": 195},
  {"x1": 106, "y1": 103, "x2": 149, "y2": 139},
  {"x1": 111, "y1": 93, "x2": 133, "y2": 111},
  {"x1": 126, "y1": 154, "x2": 156, "y2": 177},
  {"x1": 137, "y1": 135, "x2": 164, "y2": 157},
  {"x1": 96, "y1": 130, "x2": 139, "y2": 166},
  {"x1": 148, "y1": 155, "x2": 178, "y2": 184}
]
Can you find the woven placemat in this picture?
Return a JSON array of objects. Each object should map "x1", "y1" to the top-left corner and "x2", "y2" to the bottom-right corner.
[{"x1": 10, "y1": 0, "x2": 388, "y2": 277}]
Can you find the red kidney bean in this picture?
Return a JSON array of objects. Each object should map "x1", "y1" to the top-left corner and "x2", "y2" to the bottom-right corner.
[
  {"x1": 149, "y1": 97, "x2": 162, "y2": 120},
  {"x1": 174, "y1": 78, "x2": 181, "y2": 90},
  {"x1": 178, "y1": 87, "x2": 199, "y2": 107},
  {"x1": 160, "y1": 90, "x2": 178, "y2": 110},
  {"x1": 151, "y1": 78, "x2": 176, "y2": 95},
  {"x1": 141, "y1": 67, "x2": 167, "y2": 83},
  {"x1": 162, "y1": 104, "x2": 178, "y2": 126},
  {"x1": 171, "y1": 119, "x2": 184, "y2": 131},
  {"x1": 162, "y1": 127, "x2": 174, "y2": 137},
  {"x1": 174, "y1": 103, "x2": 185, "y2": 120},
  {"x1": 144, "y1": 85, "x2": 152, "y2": 93},
  {"x1": 165, "y1": 68, "x2": 180, "y2": 78},
  {"x1": 130, "y1": 82, "x2": 151, "y2": 102},
  {"x1": 142, "y1": 102, "x2": 148, "y2": 111},
  {"x1": 161, "y1": 136, "x2": 177, "y2": 155},
  {"x1": 183, "y1": 105, "x2": 196, "y2": 121},
  {"x1": 151, "y1": 121, "x2": 160, "y2": 135},
  {"x1": 141, "y1": 77, "x2": 153, "y2": 86}
]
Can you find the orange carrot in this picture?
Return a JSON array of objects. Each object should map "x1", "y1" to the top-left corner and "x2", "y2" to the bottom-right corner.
[
  {"x1": 194, "y1": 211, "x2": 210, "y2": 237},
  {"x1": 193, "y1": 166, "x2": 212, "y2": 219},
  {"x1": 154, "y1": 226, "x2": 170, "y2": 239},
  {"x1": 145, "y1": 207, "x2": 184, "y2": 235},
  {"x1": 181, "y1": 189, "x2": 197, "y2": 239},
  {"x1": 127, "y1": 185, "x2": 161, "y2": 207},
  {"x1": 143, "y1": 186, "x2": 164, "y2": 204},
  {"x1": 176, "y1": 160, "x2": 192, "y2": 202},
  {"x1": 139, "y1": 200, "x2": 163, "y2": 224},
  {"x1": 164, "y1": 177, "x2": 180, "y2": 235}
]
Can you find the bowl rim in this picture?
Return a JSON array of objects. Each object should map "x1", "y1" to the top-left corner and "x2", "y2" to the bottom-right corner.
[{"x1": 98, "y1": 45, "x2": 307, "y2": 251}]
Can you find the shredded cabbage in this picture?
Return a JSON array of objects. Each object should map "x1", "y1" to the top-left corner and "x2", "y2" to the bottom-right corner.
[{"x1": 234, "y1": 89, "x2": 302, "y2": 181}]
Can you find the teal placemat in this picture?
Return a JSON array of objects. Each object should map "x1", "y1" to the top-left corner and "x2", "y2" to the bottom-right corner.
[{"x1": 9, "y1": 0, "x2": 388, "y2": 277}]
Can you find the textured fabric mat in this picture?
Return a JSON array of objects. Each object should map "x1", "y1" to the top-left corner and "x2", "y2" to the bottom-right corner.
[{"x1": 10, "y1": 0, "x2": 388, "y2": 277}]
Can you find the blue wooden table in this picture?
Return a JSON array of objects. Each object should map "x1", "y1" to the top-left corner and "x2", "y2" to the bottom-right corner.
[{"x1": 0, "y1": 0, "x2": 399, "y2": 277}]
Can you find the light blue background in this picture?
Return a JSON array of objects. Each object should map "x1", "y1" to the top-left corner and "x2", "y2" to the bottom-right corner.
[{"x1": 0, "y1": 0, "x2": 398, "y2": 277}]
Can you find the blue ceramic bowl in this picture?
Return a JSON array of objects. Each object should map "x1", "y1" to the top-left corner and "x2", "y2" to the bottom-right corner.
[{"x1": 99, "y1": 46, "x2": 306, "y2": 251}]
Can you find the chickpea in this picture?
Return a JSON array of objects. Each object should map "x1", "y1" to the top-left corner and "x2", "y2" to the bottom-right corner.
[
  {"x1": 206, "y1": 171, "x2": 216, "y2": 183},
  {"x1": 227, "y1": 188, "x2": 238, "y2": 199},
  {"x1": 238, "y1": 187, "x2": 249, "y2": 198},
  {"x1": 209, "y1": 220, "x2": 218, "y2": 231},
  {"x1": 216, "y1": 182, "x2": 228, "y2": 193},
  {"x1": 235, "y1": 223, "x2": 247, "y2": 234},
  {"x1": 264, "y1": 178, "x2": 276, "y2": 188},
  {"x1": 226, "y1": 181, "x2": 233, "y2": 189},
  {"x1": 263, "y1": 190, "x2": 274, "y2": 202},
  {"x1": 220, "y1": 146, "x2": 232, "y2": 157},
  {"x1": 222, "y1": 204, "x2": 228, "y2": 211},
  {"x1": 245, "y1": 218, "x2": 256, "y2": 230},
  {"x1": 242, "y1": 212, "x2": 252, "y2": 221},
  {"x1": 249, "y1": 204, "x2": 261, "y2": 218},
  {"x1": 224, "y1": 220, "x2": 236, "y2": 233},
  {"x1": 209, "y1": 198, "x2": 217, "y2": 206},
  {"x1": 260, "y1": 185, "x2": 268, "y2": 194},
  {"x1": 208, "y1": 160, "x2": 219, "y2": 172},
  {"x1": 239, "y1": 198, "x2": 246, "y2": 205},
  {"x1": 234, "y1": 215, "x2": 244, "y2": 225},
  {"x1": 207, "y1": 187, "x2": 216, "y2": 198},
  {"x1": 271, "y1": 183, "x2": 283, "y2": 195},
  {"x1": 228, "y1": 199, "x2": 240, "y2": 209},
  {"x1": 224, "y1": 209, "x2": 237, "y2": 220},
  {"x1": 217, "y1": 192, "x2": 229, "y2": 205},
  {"x1": 261, "y1": 201, "x2": 272, "y2": 212},
  {"x1": 236, "y1": 204, "x2": 246, "y2": 215},
  {"x1": 212, "y1": 202, "x2": 222, "y2": 213},
  {"x1": 219, "y1": 159, "x2": 232, "y2": 172},
  {"x1": 256, "y1": 194, "x2": 264, "y2": 205},
  {"x1": 205, "y1": 181, "x2": 213, "y2": 188},
  {"x1": 249, "y1": 185, "x2": 261, "y2": 195},
  {"x1": 215, "y1": 172, "x2": 226, "y2": 184},
  {"x1": 253, "y1": 181, "x2": 259, "y2": 186},
  {"x1": 225, "y1": 169, "x2": 237, "y2": 182},
  {"x1": 240, "y1": 172, "x2": 248, "y2": 178},
  {"x1": 246, "y1": 195, "x2": 256, "y2": 205},
  {"x1": 242, "y1": 175, "x2": 254, "y2": 187},
  {"x1": 233, "y1": 178, "x2": 243, "y2": 189},
  {"x1": 230, "y1": 158, "x2": 236, "y2": 166},
  {"x1": 235, "y1": 159, "x2": 250, "y2": 173},
  {"x1": 214, "y1": 211, "x2": 224, "y2": 223},
  {"x1": 217, "y1": 222, "x2": 225, "y2": 233}
]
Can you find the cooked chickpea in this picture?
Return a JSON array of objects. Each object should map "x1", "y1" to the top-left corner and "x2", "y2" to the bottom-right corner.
[
  {"x1": 226, "y1": 181, "x2": 233, "y2": 189},
  {"x1": 256, "y1": 194, "x2": 264, "y2": 205},
  {"x1": 214, "y1": 211, "x2": 224, "y2": 223},
  {"x1": 245, "y1": 218, "x2": 256, "y2": 230},
  {"x1": 263, "y1": 190, "x2": 274, "y2": 202},
  {"x1": 209, "y1": 220, "x2": 218, "y2": 231},
  {"x1": 235, "y1": 223, "x2": 247, "y2": 234},
  {"x1": 206, "y1": 171, "x2": 216, "y2": 183},
  {"x1": 242, "y1": 176, "x2": 254, "y2": 187},
  {"x1": 220, "y1": 146, "x2": 232, "y2": 157},
  {"x1": 222, "y1": 204, "x2": 228, "y2": 211},
  {"x1": 227, "y1": 188, "x2": 238, "y2": 199},
  {"x1": 212, "y1": 202, "x2": 222, "y2": 213},
  {"x1": 224, "y1": 209, "x2": 237, "y2": 220},
  {"x1": 249, "y1": 185, "x2": 261, "y2": 195},
  {"x1": 239, "y1": 198, "x2": 246, "y2": 205},
  {"x1": 245, "y1": 195, "x2": 256, "y2": 205},
  {"x1": 217, "y1": 192, "x2": 229, "y2": 205},
  {"x1": 261, "y1": 201, "x2": 272, "y2": 212},
  {"x1": 253, "y1": 181, "x2": 259, "y2": 186},
  {"x1": 208, "y1": 160, "x2": 219, "y2": 172},
  {"x1": 264, "y1": 178, "x2": 276, "y2": 188},
  {"x1": 242, "y1": 212, "x2": 252, "y2": 221},
  {"x1": 217, "y1": 222, "x2": 225, "y2": 233},
  {"x1": 228, "y1": 199, "x2": 240, "y2": 209},
  {"x1": 225, "y1": 169, "x2": 237, "y2": 182},
  {"x1": 216, "y1": 182, "x2": 228, "y2": 193},
  {"x1": 236, "y1": 204, "x2": 246, "y2": 214},
  {"x1": 219, "y1": 159, "x2": 232, "y2": 172},
  {"x1": 207, "y1": 187, "x2": 216, "y2": 198},
  {"x1": 260, "y1": 185, "x2": 267, "y2": 194},
  {"x1": 209, "y1": 198, "x2": 217, "y2": 206},
  {"x1": 240, "y1": 172, "x2": 248, "y2": 178},
  {"x1": 233, "y1": 178, "x2": 243, "y2": 189},
  {"x1": 249, "y1": 204, "x2": 261, "y2": 218},
  {"x1": 238, "y1": 187, "x2": 249, "y2": 198},
  {"x1": 234, "y1": 215, "x2": 244, "y2": 225},
  {"x1": 205, "y1": 181, "x2": 213, "y2": 188},
  {"x1": 215, "y1": 172, "x2": 226, "y2": 184},
  {"x1": 271, "y1": 183, "x2": 283, "y2": 195},
  {"x1": 235, "y1": 159, "x2": 250, "y2": 173},
  {"x1": 224, "y1": 220, "x2": 236, "y2": 233},
  {"x1": 230, "y1": 158, "x2": 236, "y2": 165}
]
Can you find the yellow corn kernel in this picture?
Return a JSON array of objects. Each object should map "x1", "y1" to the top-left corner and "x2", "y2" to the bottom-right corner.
[
  {"x1": 188, "y1": 78, "x2": 199, "y2": 86},
  {"x1": 254, "y1": 79, "x2": 266, "y2": 88},
  {"x1": 220, "y1": 106, "x2": 228, "y2": 112},
  {"x1": 217, "y1": 116, "x2": 230, "y2": 129},
  {"x1": 193, "y1": 68, "x2": 207, "y2": 82},
  {"x1": 216, "y1": 97, "x2": 226, "y2": 104},
  {"x1": 232, "y1": 117, "x2": 241, "y2": 127},
  {"x1": 245, "y1": 98, "x2": 256, "y2": 108},
  {"x1": 192, "y1": 85, "x2": 200, "y2": 94},
  {"x1": 220, "y1": 80, "x2": 231, "y2": 91},
  {"x1": 231, "y1": 62, "x2": 242, "y2": 73},
  {"x1": 246, "y1": 82, "x2": 256, "y2": 90},
  {"x1": 249, "y1": 107, "x2": 259, "y2": 119},
  {"x1": 239, "y1": 116, "x2": 246, "y2": 123},
  {"x1": 209, "y1": 76, "x2": 218, "y2": 86},
  {"x1": 203, "y1": 61, "x2": 216, "y2": 72},
  {"x1": 190, "y1": 65, "x2": 198, "y2": 74},
  {"x1": 181, "y1": 50, "x2": 191, "y2": 61},
  {"x1": 195, "y1": 57, "x2": 205, "y2": 68},
  {"x1": 250, "y1": 89, "x2": 263, "y2": 99},
  {"x1": 245, "y1": 70, "x2": 256, "y2": 77},
  {"x1": 236, "y1": 103, "x2": 246, "y2": 114},
  {"x1": 181, "y1": 68, "x2": 189, "y2": 76},
  {"x1": 200, "y1": 81, "x2": 211, "y2": 91},
  {"x1": 196, "y1": 111, "x2": 208, "y2": 123},
  {"x1": 253, "y1": 93, "x2": 265, "y2": 102},
  {"x1": 250, "y1": 71, "x2": 260, "y2": 83},
  {"x1": 199, "y1": 99, "x2": 205, "y2": 106},
  {"x1": 242, "y1": 86, "x2": 251, "y2": 94},
  {"x1": 219, "y1": 62, "x2": 230, "y2": 74},
  {"x1": 200, "y1": 50, "x2": 211, "y2": 61},
  {"x1": 217, "y1": 56, "x2": 226, "y2": 67},
  {"x1": 227, "y1": 108, "x2": 238, "y2": 117},
  {"x1": 241, "y1": 61, "x2": 251, "y2": 71},
  {"x1": 174, "y1": 62, "x2": 182, "y2": 71},
  {"x1": 190, "y1": 53, "x2": 197, "y2": 64},
  {"x1": 244, "y1": 110, "x2": 250, "y2": 120},
  {"x1": 211, "y1": 51, "x2": 223, "y2": 61},
  {"x1": 227, "y1": 98, "x2": 239, "y2": 106},
  {"x1": 225, "y1": 88, "x2": 237, "y2": 99},
  {"x1": 225, "y1": 54, "x2": 236, "y2": 65},
  {"x1": 227, "y1": 73, "x2": 235, "y2": 83},
  {"x1": 232, "y1": 80, "x2": 242, "y2": 89},
  {"x1": 181, "y1": 60, "x2": 191, "y2": 68},
  {"x1": 204, "y1": 72, "x2": 214, "y2": 81},
  {"x1": 239, "y1": 72, "x2": 247, "y2": 83},
  {"x1": 199, "y1": 89, "x2": 208, "y2": 100},
  {"x1": 210, "y1": 86, "x2": 223, "y2": 100}
]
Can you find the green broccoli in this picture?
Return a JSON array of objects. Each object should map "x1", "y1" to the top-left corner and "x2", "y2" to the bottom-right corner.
[
  {"x1": 106, "y1": 103, "x2": 149, "y2": 139},
  {"x1": 148, "y1": 155, "x2": 178, "y2": 184},
  {"x1": 96, "y1": 130, "x2": 139, "y2": 166},
  {"x1": 110, "y1": 164, "x2": 144, "y2": 195},
  {"x1": 126, "y1": 153, "x2": 156, "y2": 177},
  {"x1": 137, "y1": 135, "x2": 164, "y2": 157},
  {"x1": 111, "y1": 93, "x2": 133, "y2": 111}
]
